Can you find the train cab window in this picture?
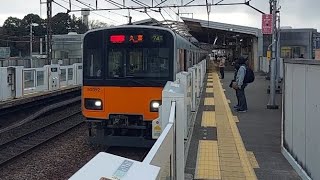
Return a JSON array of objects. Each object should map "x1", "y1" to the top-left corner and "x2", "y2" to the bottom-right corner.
[
  {"x1": 83, "y1": 32, "x2": 103, "y2": 79},
  {"x1": 107, "y1": 48, "x2": 170, "y2": 78},
  {"x1": 108, "y1": 49, "x2": 124, "y2": 78},
  {"x1": 127, "y1": 50, "x2": 143, "y2": 76}
]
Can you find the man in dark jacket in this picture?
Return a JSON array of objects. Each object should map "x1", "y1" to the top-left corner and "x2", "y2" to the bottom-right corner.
[{"x1": 232, "y1": 57, "x2": 248, "y2": 112}]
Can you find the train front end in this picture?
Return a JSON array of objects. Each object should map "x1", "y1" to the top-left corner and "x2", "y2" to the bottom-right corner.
[{"x1": 82, "y1": 26, "x2": 174, "y2": 147}]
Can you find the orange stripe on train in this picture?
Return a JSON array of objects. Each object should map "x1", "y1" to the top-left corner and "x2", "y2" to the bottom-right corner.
[{"x1": 82, "y1": 86, "x2": 163, "y2": 121}]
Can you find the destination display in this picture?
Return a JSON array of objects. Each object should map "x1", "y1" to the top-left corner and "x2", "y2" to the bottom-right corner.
[{"x1": 109, "y1": 34, "x2": 164, "y2": 44}]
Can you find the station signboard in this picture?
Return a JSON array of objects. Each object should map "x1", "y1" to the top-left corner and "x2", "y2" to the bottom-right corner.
[
  {"x1": 262, "y1": 14, "x2": 273, "y2": 35},
  {"x1": 267, "y1": 50, "x2": 272, "y2": 60}
]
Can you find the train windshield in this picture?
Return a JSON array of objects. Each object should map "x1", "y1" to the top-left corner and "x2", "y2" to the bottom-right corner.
[
  {"x1": 106, "y1": 29, "x2": 173, "y2": 79},
  {"x1": 108, "y1": 48, "x2": 169, "y2": 78}
]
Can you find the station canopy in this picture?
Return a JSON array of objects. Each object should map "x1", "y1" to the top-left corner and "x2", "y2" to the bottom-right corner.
[
  {"x1": 132, "y1": 17, "x2": 261, "y2": 49},
  {"x1": 181, "y1": 17, "x2": 261, "y2": 49}
]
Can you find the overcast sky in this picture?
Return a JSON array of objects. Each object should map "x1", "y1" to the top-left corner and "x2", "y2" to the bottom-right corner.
[{"x1": 0, "y1": 0, "x2": 319, "y2": 31}]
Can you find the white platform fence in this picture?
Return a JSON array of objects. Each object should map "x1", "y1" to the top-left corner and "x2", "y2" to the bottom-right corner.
[
  {"x1": 69, "y1": 59, "x2": 207, "y2": 180},
  {"x1": 0, "y1": 63, "x2": 82, "y2": 101}
]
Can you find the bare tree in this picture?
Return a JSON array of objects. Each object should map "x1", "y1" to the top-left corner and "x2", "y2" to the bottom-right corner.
[{"x1": 89, "y1": 20, "x2": 110, "y2": 29}]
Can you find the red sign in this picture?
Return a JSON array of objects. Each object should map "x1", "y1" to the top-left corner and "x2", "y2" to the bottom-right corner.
[
  {"x1": 262, "y1": 14, "x2": 273, "y2": 34},
  {"x1": 110, "y1": 35, "x2": 125, "y2": 43}
]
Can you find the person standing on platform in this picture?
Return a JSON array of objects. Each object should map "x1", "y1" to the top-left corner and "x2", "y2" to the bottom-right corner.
[
  {"x1": 219, "y1": 56, "x2": 226, "y2": 79},
  {"x1": 232, "y1": 57, "x2": 248, "y2": 112},
  {"x1": 230, "y1": 60, "x2": 240, "y2": 109}
]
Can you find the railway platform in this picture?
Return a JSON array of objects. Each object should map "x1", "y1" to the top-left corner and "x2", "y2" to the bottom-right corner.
[
  {"x1": 0, "y1": 86, "x2": 80, "y2": 110},
  {"x1": 71, "y1": 59, "x2": 319, "y2": 180},
  {"x1": 184, "y1": 70, "x2": 300, "y2": 180}
]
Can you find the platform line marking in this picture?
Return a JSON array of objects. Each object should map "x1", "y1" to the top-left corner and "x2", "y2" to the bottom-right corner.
[
  {"x1": 233, "y1": 116, "x2": 240, "y2": 123},
  {"x1": 201, "y1": 111, "x2": 216, "y2": 127},
  {"x1": 204, "y1": 97, "x2": 215, "y2": 106},
  {"x1": 206, "y1": 88, "x2": 213, "y2": 93},
  {"x1": 207, "y1": 82, "x2": 213, "y2": 86},
  {"x1": 214, "y1": 72, "x2": 257, "y2": 180},
  {"x1": 195, "y1": 140, "x2": 221, "y2": 180},
  {"x1": 247, "y1": 151, "x2": 260, "y2": 168}
]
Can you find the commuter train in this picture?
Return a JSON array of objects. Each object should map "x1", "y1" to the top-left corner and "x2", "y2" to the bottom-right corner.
[{"x1": 82, "y1": 25, "x2": 207, "y2": 147}]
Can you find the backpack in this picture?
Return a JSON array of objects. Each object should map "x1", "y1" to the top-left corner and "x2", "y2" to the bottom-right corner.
[{"x1": 243, "y1": 66, "x2": 255, "y2": 83}]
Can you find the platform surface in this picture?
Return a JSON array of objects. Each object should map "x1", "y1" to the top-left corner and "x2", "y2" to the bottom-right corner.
[{"x1": 185, "y1": 69, "x2": 301, "y2": 180}]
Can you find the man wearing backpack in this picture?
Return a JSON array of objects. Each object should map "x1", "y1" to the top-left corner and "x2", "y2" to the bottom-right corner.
[{"x1": 232, "y1": 57, "x2": 254, "y2": 112}]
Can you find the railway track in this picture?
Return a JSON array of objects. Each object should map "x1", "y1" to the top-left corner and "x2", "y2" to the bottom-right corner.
[
  {"x1": 0, "y1": 111, "x2": 83, "y2": 166},
  {"x1": 0, "y1": 89, "x2": 80, "y2": 128}
]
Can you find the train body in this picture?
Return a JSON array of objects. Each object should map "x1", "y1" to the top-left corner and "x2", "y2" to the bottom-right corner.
[{"x1": 82, "y1": 25, "x2": 206, "y2": 147}]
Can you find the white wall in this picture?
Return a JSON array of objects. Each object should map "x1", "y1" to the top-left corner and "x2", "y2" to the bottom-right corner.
[{"x1": 283, "y1": 60, "x2": 320, "y2": 180}]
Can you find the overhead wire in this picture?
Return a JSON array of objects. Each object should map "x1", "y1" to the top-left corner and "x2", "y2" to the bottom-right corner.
[
  {"x1": 52, "y1": 0, "x2": 70, "y2": 11},
  {"x1": 58, "y1": 0, "x2": 118, "y2": 23},
  {"x1": 153, "y1": 0, "x2": 175, "y2": 21},
  {"x1": 159, "y1": 9, "x2": 173, "y2": 29}
]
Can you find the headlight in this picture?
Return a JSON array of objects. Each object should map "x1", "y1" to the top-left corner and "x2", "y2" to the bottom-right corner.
[
  {"x1": 150, "y1": 100, "x2": 161, "y2": 112},
  {"x1": 94, "y1": 100, "x2": 102, "y2": 107},
  {"x1": 85, "y1": 98, "x2": 103, "y2": 110}
]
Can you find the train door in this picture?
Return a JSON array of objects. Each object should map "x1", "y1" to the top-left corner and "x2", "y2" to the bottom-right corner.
[
  {"x1": 179, "y1": 49, "x2": 185, "y2": 72},
  {"x1": 184, "y1": 49, "x2": 187, "y2": 71}
]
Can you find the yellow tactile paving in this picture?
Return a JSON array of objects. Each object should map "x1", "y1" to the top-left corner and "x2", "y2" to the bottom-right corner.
[
  {"x1": 207, "y1": 82, "x2": 214, "y2": 86},
  {"x1": 201, "y1": 111, "x2": 216, "y2": 127},
  {"x1": 195, "y1": 140, "x2": 221, "y2": 180},
  {"x1": 211, "y1": 72, "x2": 257, "y2": 180},
  {"x1": 247, "y1": 151, "x2": 260, "y2": 168},
  {"x1": 233, "y1": 116, "x2": 240, "y2": 123},
  {"x1": 204, "y1": 97, "x2": 215, "y2": 105},
  {"x1": 206, "y1": 88, "x2": 213, "y2": 93}
]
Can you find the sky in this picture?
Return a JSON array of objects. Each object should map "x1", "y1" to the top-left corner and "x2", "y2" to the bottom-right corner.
[{"x1": 0, "y1": 0, "x2": 319, "y2": 31}]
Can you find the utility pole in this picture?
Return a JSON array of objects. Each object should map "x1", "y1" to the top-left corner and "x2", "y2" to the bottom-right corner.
[
  {"x1": 276, "y1": 8, "x2": 281, "y2": 93},
  {"x1": 267, "y1": 0, "x2": 279, "y2": 109},
  {"x1": 206, "y1": 0, "x2": 211, "y2": 45},
  {"x1": 47, "y1": 0, "x2": 53, "y2": 65},
  {"x1": 30, "y1": 22, "x2": 39, "y2": 68},
  {"x1": 30, "y1": 22, "x2": 33, "y2": 68}
]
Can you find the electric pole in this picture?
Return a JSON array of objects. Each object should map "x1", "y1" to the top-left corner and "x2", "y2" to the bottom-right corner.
[
  {"x1": 47, "y1": 0, "x2": 53, "y2": 65},
  {"x1": 267, "y1": 0, "x2": 279, "y2": 109},
  {"x1": 276, "y1": 7, "x2": 281, "y2": 93},
  {"x1": 30, "y1": 22, "x2": 33, "y2": 68}
]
